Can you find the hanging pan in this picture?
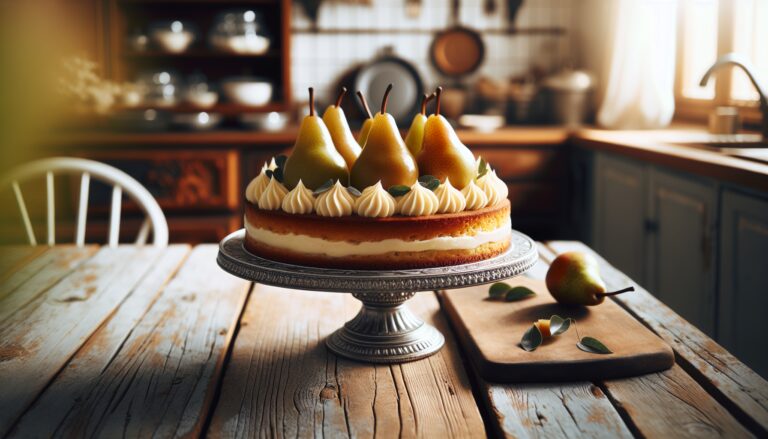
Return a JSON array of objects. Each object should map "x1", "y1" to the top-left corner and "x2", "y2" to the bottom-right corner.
[{"x1": 430, "y1": 0, "x2": 486, "y2": 77}]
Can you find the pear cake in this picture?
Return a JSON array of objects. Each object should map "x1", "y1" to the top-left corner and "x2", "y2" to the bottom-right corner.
[{"x1": 243, "y1": 86, "x2": 512, "y2": 269}]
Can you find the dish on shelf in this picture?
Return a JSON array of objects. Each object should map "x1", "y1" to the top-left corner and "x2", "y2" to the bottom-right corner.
[
  {"x1": 240, "y1": 111, "x2": 290, "y2": 131},
  {"x1": 151, "y1": 20, "x2": 196, "y2": 54},
  {"x1": 138, "y1": 70, "x2": 181, "y2": 107},
  {"x1": 209, "y1": 9, "x2": 271, "y2": 55},
  {"x1": 221, "y1": 77, "x2": 272, "y2": 106},
  {"x1": 171, "y1": 111, "x2": 222, "y2": 131},
  {"x1": 458, "y1": 114, "x2": 505, "y2": 132}
]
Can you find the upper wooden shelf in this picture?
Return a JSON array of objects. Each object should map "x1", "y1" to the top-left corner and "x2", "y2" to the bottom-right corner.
[
  {"x1": 123, "y1": 49, "x2": 281, "y2": 59},
  {"x1": 119, "y1": 0, "x2": 277, "y2": 4}
]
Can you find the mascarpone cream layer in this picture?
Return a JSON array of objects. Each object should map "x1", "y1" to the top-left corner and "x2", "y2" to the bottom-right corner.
[{"x1": 245, "y1": 218, "x2": 512, "y2": 257}]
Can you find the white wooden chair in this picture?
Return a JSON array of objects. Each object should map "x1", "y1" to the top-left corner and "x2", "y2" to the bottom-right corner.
[{"x1": 1, "y1": 157, "x2": 169, "y2": 247}]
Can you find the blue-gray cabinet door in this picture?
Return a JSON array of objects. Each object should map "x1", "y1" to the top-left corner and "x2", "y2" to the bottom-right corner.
[
  {"x1": 718, "y1": 189, "x2": 768, "y2": 378},
  {"x1": 592, "y1": 153, "x2": 647, "y2": 283},
  {"x1": 647, "y1": 169, "x2": 718, "y2": 336}
]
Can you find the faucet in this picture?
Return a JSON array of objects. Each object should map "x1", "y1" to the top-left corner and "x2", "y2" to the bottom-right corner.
[{"x1": 700, "y1": 52, "x2": 768, "y2": 138}]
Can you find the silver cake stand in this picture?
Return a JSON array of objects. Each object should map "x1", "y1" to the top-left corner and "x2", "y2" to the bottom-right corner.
[{"x1": 217, "y1": 229, "x2": 537, "y2": 363}]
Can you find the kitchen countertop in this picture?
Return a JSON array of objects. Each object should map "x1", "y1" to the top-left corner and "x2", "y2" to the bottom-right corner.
[
  {"x1": 48, "y1": 126, "x2": 571, "y2": 147},
  {"x1": 0, "y1": 242, "x2": 765, "y2": 437},
  {"x1": 46, "y1": 123, "x2": 768, "y2": 192}
]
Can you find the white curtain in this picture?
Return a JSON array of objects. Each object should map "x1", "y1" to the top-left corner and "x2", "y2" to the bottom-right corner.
[{"x1": 596, "y1": 0, "x2": 679, "y2": 129}]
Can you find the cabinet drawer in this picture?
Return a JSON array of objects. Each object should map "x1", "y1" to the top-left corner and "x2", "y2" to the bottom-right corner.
[
  {"x1": 473, "y1": 148, "x2": 565, "y2": 181},
  {"x1": 507, "y1": 182, "x2": 561, "y2": 215},
  {"x1": 79, "y1": 149, "x2": 240, "y2": 212}
]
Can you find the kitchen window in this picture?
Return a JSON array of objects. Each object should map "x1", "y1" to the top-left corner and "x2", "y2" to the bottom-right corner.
[{"x1": 675, "y1": 0, "x2": 768, "y2": 122}]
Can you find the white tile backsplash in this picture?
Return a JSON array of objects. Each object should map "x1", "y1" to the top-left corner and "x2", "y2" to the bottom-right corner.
[{"x1": 290, "y1": 0, "x2": 572, "y2": 103}]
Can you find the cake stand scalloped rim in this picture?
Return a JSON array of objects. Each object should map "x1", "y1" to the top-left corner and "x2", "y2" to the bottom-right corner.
[{"x1": 216, "y1": 228, "x2": 539, "y2": 294}]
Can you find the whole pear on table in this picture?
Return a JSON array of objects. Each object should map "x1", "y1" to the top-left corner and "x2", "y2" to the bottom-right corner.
[
  {"x1": 283, "y1": 87, "x2": 349, "y2": 190},
  {"x1": 350, "y1": 84, "x2": 419, "y2": 189},
  {"x1": 545, "y1": 251, "x2": 634, "y2": 306}
]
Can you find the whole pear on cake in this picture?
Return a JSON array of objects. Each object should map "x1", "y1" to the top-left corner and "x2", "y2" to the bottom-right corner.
[
  {"x1": 417, "y1": 87, "x2": 477, "y2": 189},
  {"x1": 350, "y1": 84, "x2": 419, "y2": 190},
  {"x1": 323, "y1": 87, "x2": 361, "y2": 168},
  {"x1": 404, "y1": 92, "x2": 435, "y2": 156},
  {"x1": 356, "y1": 91, "x2": 374, "y2": 147},
  {"x1": 283, "y1": 87, "x2": 349, "y2": 190}
]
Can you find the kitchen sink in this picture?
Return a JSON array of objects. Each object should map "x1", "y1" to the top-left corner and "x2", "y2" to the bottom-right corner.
[{"x1": 670, "y1": 134, "x2": 768, "y2": 164}]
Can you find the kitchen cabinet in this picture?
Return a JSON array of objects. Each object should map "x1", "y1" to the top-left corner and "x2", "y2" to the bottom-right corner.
[
  {"x1": 718, "y1": 189, "x2": 768, "y2": 378},
  {"x1": 591, "y1": 152, "x2": 718, "y2": 335},
  {"x1": 647, "y1": 169, "x2": 717, "y2": 335},
  {"x1": 592, "y1": 153, "x2": 646, "y2": 282}
]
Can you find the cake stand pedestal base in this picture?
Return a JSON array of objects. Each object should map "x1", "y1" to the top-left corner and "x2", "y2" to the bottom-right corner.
[{"x1": 326, "y1": 292, "x2": 445, "y2": 363}]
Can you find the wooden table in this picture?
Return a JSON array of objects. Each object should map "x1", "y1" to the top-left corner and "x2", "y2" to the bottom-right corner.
[{"x1": 0, "y1": 243, "x2": 766, "y2": 438}]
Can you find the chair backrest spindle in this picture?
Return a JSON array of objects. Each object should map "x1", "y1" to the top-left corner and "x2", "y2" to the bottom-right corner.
[
  {"x1": 46, "y1": 171, "x2": 55, "y2": 246},
  {"x1": 75, "y1": 172, "x2": 90, "y2": 247},
  {"x1": 108, "y1": 185, "x2": 122, "y2": 248},
  {"x1": 11, "y1": 181, "x2": 37, "y2": 246}
]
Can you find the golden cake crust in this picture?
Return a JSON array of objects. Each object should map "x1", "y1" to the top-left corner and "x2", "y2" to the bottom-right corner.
[{"x1": 245, "y1": 199, "x2": 510, "y2": 242}]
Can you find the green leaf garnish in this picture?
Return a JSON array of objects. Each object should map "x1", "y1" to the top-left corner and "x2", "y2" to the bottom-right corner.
[
  {"x1": 418, "y1": 175, "x2": 440, "y2": 190},
  {"x1": 521, "y1": 324, "x2": 543, "y2": 352},
  {"x1": 274, "y1": 154, "x2": 288, "y2": 169},
  {"x1": 313, "y1": 179, "x2": 335, "y2": 196},
  {"x1": 488, "y1": 282, "x2": 510, "y2": 299},
  {"x1": 346, "y1": 186, "x2": 362, "y2": 197},
  {"x1": 577, "y1": 336, "x2": 612, "y2": 354},
  {"x1": 504, "y1": 286, "x2": 536, "y2": 302},
  {"x1": 388, "y1": 185, "x2": 411, "y2": 197},
  {"x1": 477, "y1": 157, "x2": 489, "y2": 179},
  {"x1": 549, "y1": 315, "x2": 571, "y2": 336},
  {"x1": 272, "y1": 167, "x2": 284, "y2": 183}
]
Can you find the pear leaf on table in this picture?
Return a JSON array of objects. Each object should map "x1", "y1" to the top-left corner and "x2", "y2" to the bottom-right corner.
[
  {"x1": 505, "y1": 286, "x2": 536, "y2": 301},
  {"x1": 388, "y1": 185, "x2": 411, "y2": 197},
  {"x1": 549, "y1": 315, "x2": 572, "y2": 336},
  {"x1": 313, "y1": 179, "x2": 335, "y2": 196},
  {"x1": 521, "y1": 324, "x2": 543, "y2": 352},
  {"x1": 487, "y1": 283, "x2": 536, "y2": 301},
  {"x1": 577, "y1": 336, "x2": 612, "y2": 354}
]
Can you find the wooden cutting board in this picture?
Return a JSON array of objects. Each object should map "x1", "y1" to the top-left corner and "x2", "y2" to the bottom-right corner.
[{"x1": 442, "y1": 277, "x2": 674, "y2": 383}]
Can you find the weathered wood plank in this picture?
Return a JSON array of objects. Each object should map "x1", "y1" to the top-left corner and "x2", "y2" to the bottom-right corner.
[
  {"x1": 485, "y1": 383, "x2": 633, "y2": 438},
  {"x1": 446, "y1": 243, "x2": 633, "y2": 438},
  {"x1": 0, "y1": 246, "x2": 98, "y2": 321},
  {"x1": 207, "y1": 286, "x2": 485, "y2": 438},
  {"x1": 8, "y1": 245, "x2": 192, "y2": 438},
  {"x1": 544, "y1": 241, "x2": 759, "y2": 437},
  {"x1": 0, "y1": 246, "x2": 165, "y2": 437},
  {"x1": 10, "y1": 245, "x2": 251, "y2": 438},
  {"x1": 546, "y1": 241, "x2": 768, "y2": 435},
  {"x1": 0, "y1": 246, "x2": 47, "y2": 281}
]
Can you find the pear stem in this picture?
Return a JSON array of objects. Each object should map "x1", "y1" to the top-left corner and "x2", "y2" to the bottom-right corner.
[
  {"x1": 335, "y1": 87, "x2": 347, "y2": 107},
  {"x1": 381, "y1": 83, "x2": 393, "y2": 114},
  {"x1": 434, "y1": 86, "x2": 443, "y2": 116},
  {"x1": 356, "y1": 91, "x2": 372, "y2": 119},
  {"x1": 308, "y1": 87, "x2": 315, "y2": 117},
  {"x1": 598, "y1": 286, "x2": 635, "y2": 297},
  {"x1": 421, "y1": 93, "x2": 435, "y2": 115}
]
